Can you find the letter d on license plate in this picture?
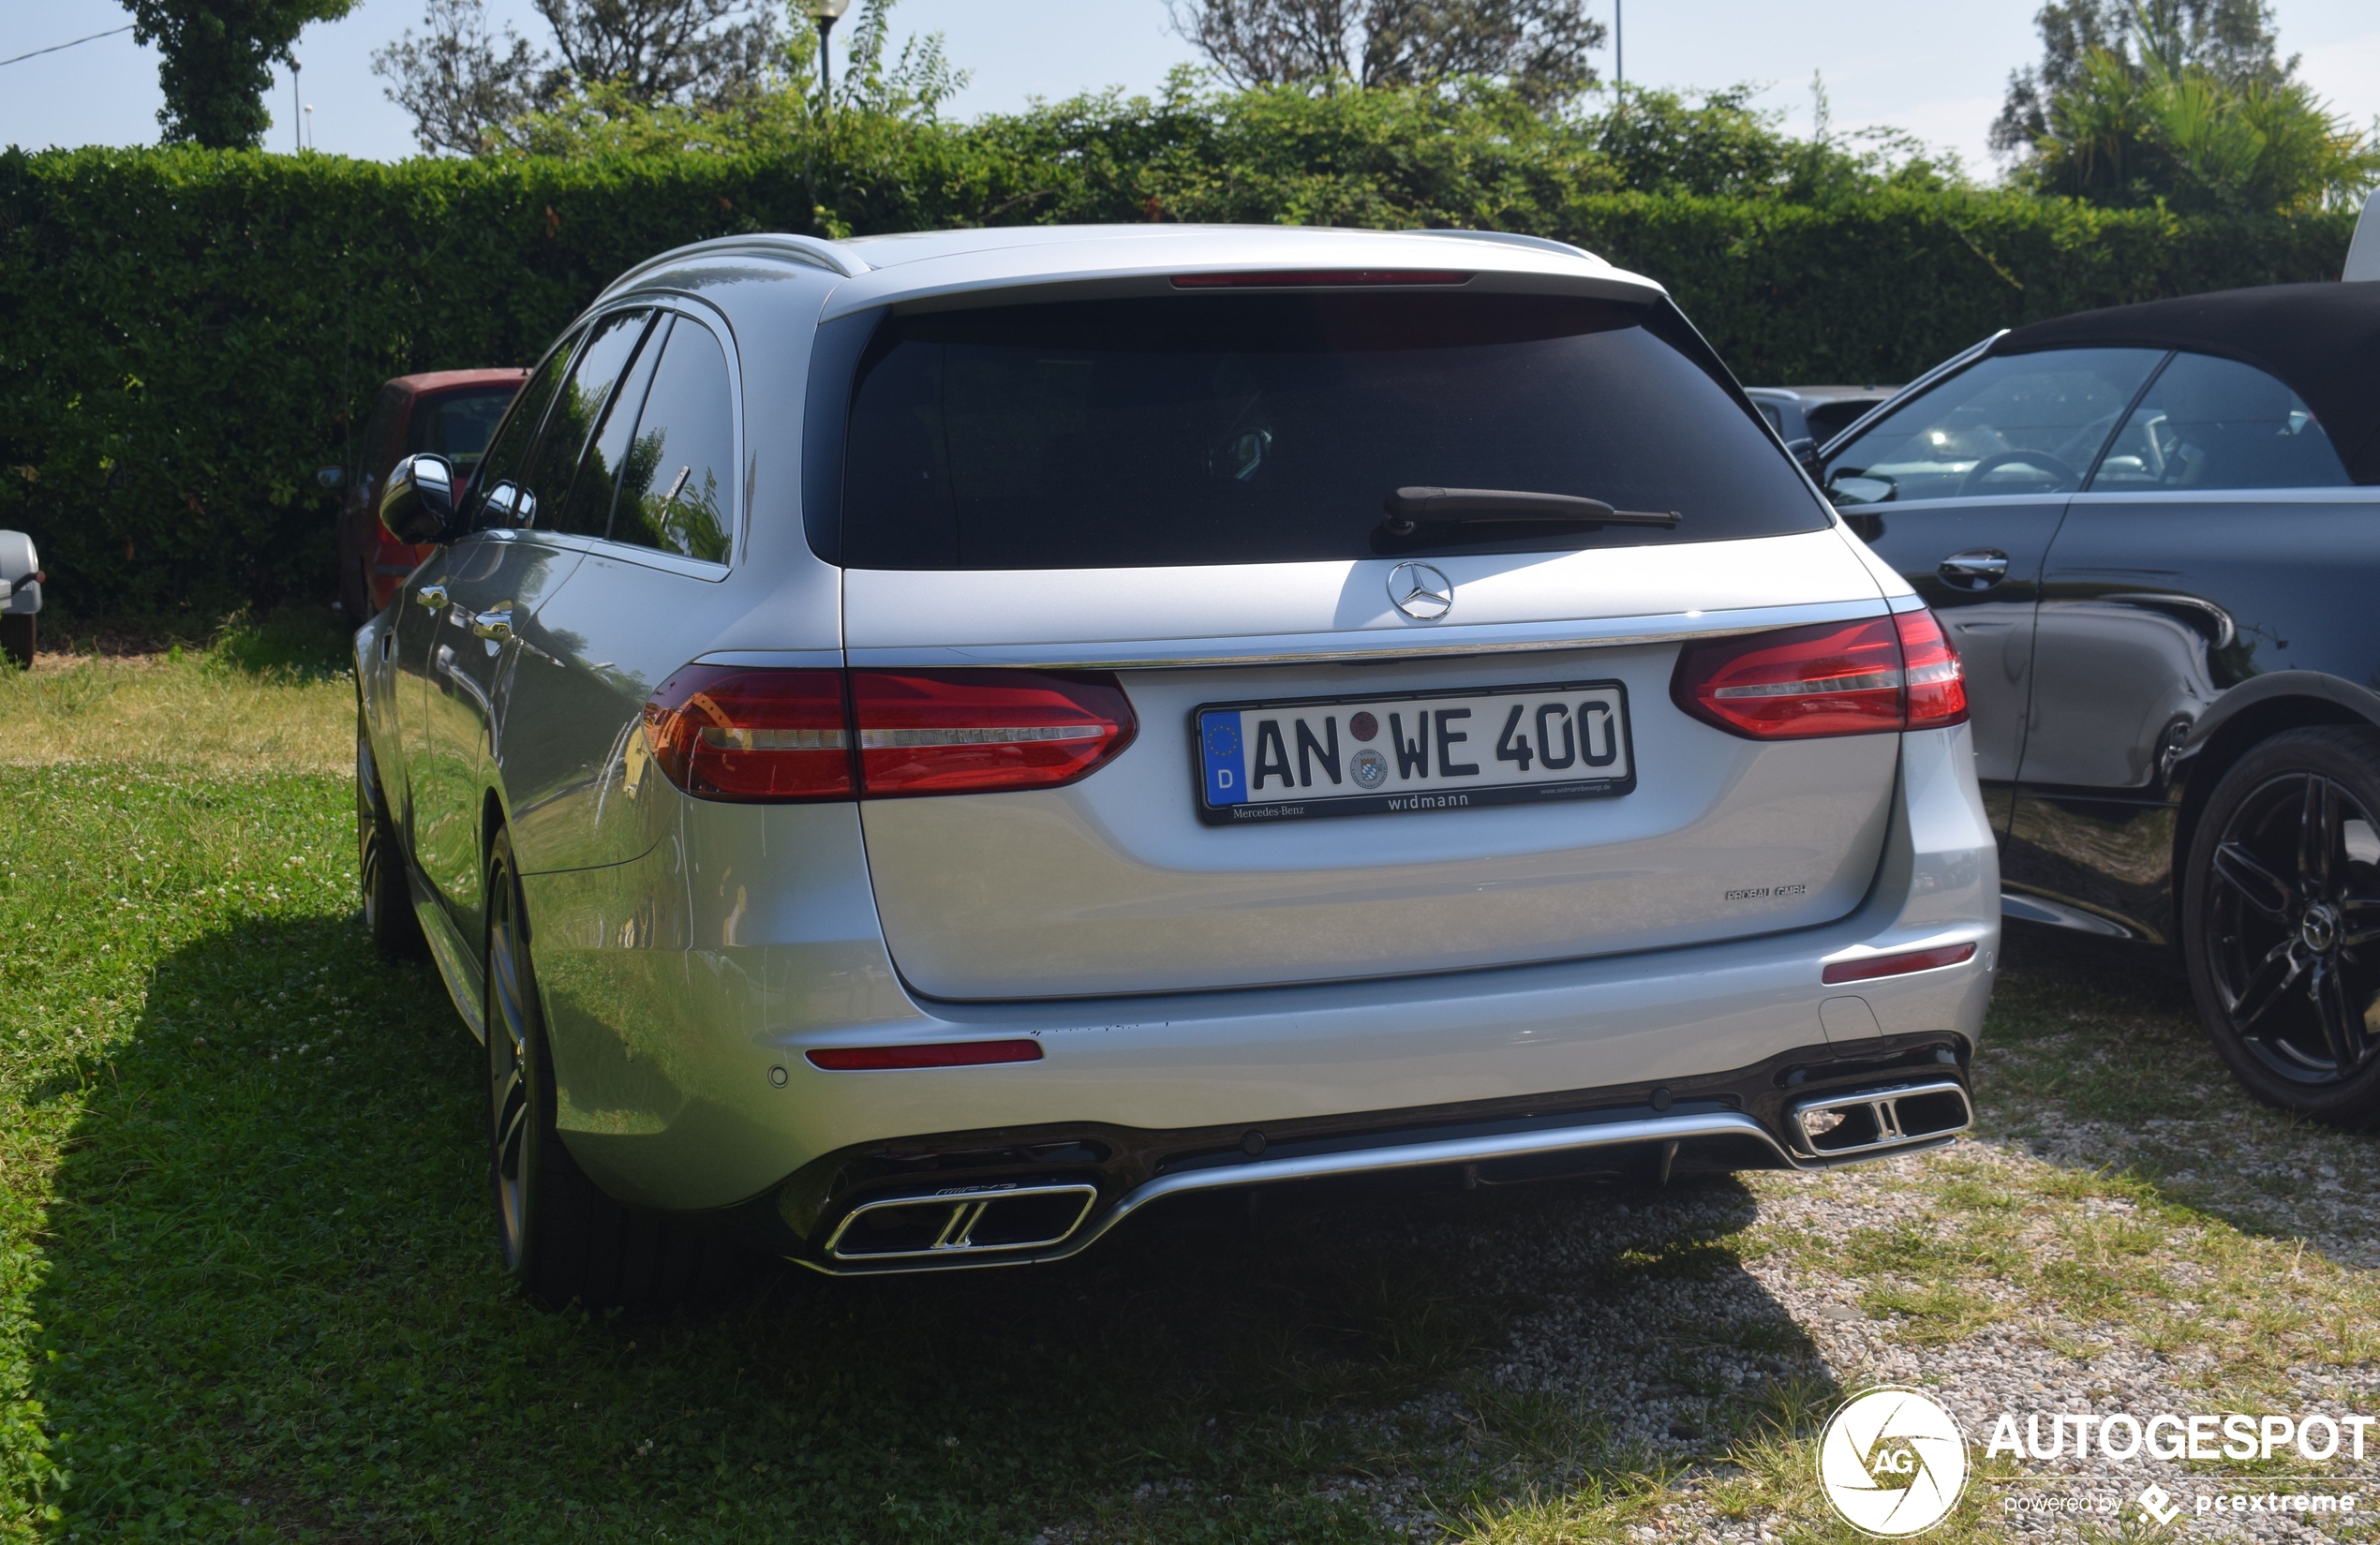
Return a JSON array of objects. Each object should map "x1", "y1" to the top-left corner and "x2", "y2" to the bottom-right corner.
[{"x1": 1195, "y1": 679, "x2": 1633, "y2": 824}]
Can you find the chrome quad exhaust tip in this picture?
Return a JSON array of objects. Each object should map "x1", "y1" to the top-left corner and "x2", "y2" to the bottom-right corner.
[
  {"x1": 822, "y1": 1181, "x2": 1100, "y2": 1263},
  {"x1": 1788, "y1": 1078, "x2": 1973, "y2": 1158}
]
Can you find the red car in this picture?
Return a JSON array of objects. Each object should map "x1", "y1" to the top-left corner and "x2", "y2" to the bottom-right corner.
[{"x1": 329, "y1": 368, "x2": 528, "y2": 619}]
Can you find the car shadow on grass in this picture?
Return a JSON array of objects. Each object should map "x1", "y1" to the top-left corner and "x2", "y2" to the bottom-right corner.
[
  {"x1": 33, "y1": 913, "x2": 1836, "y2": 1544},
  {"x1": 1976, "y1": 919, "x2": 2380, "y2": 1268}
]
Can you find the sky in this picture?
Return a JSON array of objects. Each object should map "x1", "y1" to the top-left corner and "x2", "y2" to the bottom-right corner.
[{"x1": 4, "y1": 0, "x2": 2379, "y2": 180}]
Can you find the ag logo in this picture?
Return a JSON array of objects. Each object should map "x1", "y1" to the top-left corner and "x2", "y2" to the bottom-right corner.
[{"x1": 1817, "y1": 1387, "x2": 1969, "y2": 1537}]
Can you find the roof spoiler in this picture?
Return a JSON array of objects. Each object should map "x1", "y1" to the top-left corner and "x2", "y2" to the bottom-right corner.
[{"x1": 2349, "y1": 188, "x2": 2380, "y2": 283}]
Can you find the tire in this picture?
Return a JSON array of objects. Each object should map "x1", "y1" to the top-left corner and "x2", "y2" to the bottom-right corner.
[
  {"x1": 484, "y1": 829, "x2": 743, "y2": 1308},
  {"x1": 2182, "y1": 724, "x2": 2380, "y2": 1127},
  {"x1": 357, "y1": 717, "x2": 427, "y2": 962},
  {"x1": 0, "y1": 614, "x2": 32, "y2": 671}
]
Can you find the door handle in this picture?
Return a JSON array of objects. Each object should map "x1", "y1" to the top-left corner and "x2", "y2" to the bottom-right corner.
[
  {"x1": 415, "y1": 584, "x2": 448, "y2": 609},
  {"x1": 470, "y1": 605, "x2": 515, "y2": 643},
  {"x1": 1937, "y1": 549, "x2": 2010, "y2": 591}
]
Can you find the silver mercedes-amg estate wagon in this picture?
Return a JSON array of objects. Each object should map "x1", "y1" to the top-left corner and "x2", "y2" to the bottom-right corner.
[{"x1": 355, "y1": 224, "x2": 1998, "y2": 1306}]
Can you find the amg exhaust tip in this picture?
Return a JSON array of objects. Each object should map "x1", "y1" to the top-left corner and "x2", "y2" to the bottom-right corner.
[
  {"x1": 823, "y1": 1181, "x2": 1099, "y2": 1262},
  {"x1": 1789, "y1": 1078, "x2": 1972, "y2": 1157}
]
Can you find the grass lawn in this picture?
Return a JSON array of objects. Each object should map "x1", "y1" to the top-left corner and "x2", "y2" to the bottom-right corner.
[{"x1": 5, "y1": 618, "x2": 2379, "y2": 1542}]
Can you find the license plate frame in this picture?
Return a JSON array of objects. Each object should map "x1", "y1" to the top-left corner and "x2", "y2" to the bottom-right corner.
[{"x1": 1191, "y1": 679, "x2": 1635, "y2": 825}]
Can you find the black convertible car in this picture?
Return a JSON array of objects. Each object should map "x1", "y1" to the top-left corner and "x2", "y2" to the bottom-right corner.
[{"x1": 1818, "y1": 280, "x2": 2380, "y2": 1123}]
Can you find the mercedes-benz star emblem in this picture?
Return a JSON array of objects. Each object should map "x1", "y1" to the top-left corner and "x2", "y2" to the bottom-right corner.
[{"x1": 1387, "y1": 561, "x2": 1453, "y2": 622}]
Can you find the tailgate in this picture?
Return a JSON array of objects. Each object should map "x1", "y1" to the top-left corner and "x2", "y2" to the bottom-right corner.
[{"x1": 851, "y1": 533, "x2": 1900, "y2": 999}]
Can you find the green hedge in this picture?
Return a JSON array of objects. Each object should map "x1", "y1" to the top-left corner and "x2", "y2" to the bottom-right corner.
[{"x1": 0, "y1": 119, "x2": 2354, "y2": 617}]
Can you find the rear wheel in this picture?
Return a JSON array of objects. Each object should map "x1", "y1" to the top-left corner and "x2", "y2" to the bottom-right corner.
[
  {"x1": 484, "y1": 829, "x2": 742, "y2": 1308},
  {"x1": 2182, "y1": 725, "x2": 2380, "y2": 1126},
  {"x1": 357, "y1": 718, "x2": 426, "y2": 962}
]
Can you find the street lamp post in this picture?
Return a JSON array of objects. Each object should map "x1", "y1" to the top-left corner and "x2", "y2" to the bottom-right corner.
[{"x1": 805, "y1": 0, "x2": 851, "y2": 111}]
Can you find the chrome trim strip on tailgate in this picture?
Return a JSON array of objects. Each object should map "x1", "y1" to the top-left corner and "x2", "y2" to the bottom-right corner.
[{"x1": 840, "y1": 596, "x2": 1892, "y2": 671}]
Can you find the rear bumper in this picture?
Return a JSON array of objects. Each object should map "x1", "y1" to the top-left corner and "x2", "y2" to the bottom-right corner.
[
  {"x1": 524, "y1": 721, "x2": 1997, "y2": 1215},
  {"x1": 751, "y1": 1033, "x2": 1973, "y2": 1274}
]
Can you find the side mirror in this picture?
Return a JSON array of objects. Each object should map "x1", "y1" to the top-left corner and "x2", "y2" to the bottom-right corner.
[
  {"x1": 1784, "y1": 437, "x2": 1822, "y2": 481},
  {"x1": 379, "y1": 453, "x2": 458, "y2": 544},
  {"x1": 316, "y1": 466, "x2": 345, "y2": 490}
]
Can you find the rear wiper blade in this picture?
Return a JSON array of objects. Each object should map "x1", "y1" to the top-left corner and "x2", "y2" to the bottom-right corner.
[{"x1": 1380, "y1": 486, "x2": 1682, "y2": 536}]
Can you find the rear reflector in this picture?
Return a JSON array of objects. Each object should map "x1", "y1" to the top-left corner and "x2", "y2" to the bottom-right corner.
[
  {"x1": 1671, "y1": 609, "x2": 1967, "y2": 740},
  {"x1": 640, "y1": 667, "x2": 1136, "y2": 803},
  {"x1": 1170, "y1": 270, "x2": 1472, "y2": 289},
  {"x1": 806, "y1": 1040, "x2": 1045, "y2": 1071},
  {"x1": 1822, "y1": 943, "x2": 1977, "y2": 984},
  {"x1": 852, "y1": 671, "x2": 1136, "y2": 796}
]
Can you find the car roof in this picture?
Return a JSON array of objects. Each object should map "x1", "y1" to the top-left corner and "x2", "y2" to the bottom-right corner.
[
  {"x1": 1995, "y1": 281, "x2": 2380, "y2": 483},
  {"x1": 597, "y1": 224, "x2": 1666, "y2": 318},
  {"x1": 386, "y1": 367, "x2": 530, "y2": 397}
]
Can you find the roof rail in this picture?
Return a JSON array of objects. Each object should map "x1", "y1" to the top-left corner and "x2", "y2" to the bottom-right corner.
[
  {"x1": 601, "y1": 233, "x2": 870, "y2": 299},
  {"x1": 1400, "y1": 228, "x2": 1599, "y2": 263}
]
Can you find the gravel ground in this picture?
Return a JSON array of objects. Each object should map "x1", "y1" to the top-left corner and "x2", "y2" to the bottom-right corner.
[{"x1": 1041, "y1": 926, "x2": 2380, "y2": 1542}]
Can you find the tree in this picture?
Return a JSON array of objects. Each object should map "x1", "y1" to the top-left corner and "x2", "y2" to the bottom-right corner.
[
  {"x1": 372, "y1": 0, "x2": 543, "y2": 156},
  {"x1": 1169, "y1": 0, "x2": 1605, "y2": 107},
  {"x1": 120, "y1": 0, "x2": 359, "y2": 147},
  {"x1": 497, "y1": 1, "x2": 968, "y2": 158},
  {"x1": 374, "y1": 0, "x2": 781, "y2": 155},
  {"x1": 1991, "y1": 0, "x2": 2380, "y2": 212}
]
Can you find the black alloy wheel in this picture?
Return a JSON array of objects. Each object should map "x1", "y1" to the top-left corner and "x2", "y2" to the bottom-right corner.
[
  {"x1": 2183, "y1": 725, "x2": 2380, "y2": 1125},
  {"x1": 483, "y1": 828, "x2": 741, "y2": 1307},
  {"x1": 357, "y1": 715, "x2": 426, "y2": 961}
]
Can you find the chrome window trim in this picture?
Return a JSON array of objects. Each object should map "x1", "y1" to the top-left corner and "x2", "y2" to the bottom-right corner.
[{"x1": 840, "y1": 595, "x2": 1896, "y2": 672}]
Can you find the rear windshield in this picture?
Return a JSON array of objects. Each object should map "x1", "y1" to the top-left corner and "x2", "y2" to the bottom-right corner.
[{"x1": 836, "y1": 291, "x2": 1823, "y2": 570}]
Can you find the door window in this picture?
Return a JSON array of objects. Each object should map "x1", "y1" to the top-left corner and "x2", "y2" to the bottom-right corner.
[
  {"x1": 553, "y1": 322, "x2": 665, "y2": 542},
  {"x1": 609, "y1": 317, "x2": 735, "y2": 563},
  {"x1": 464, "y1": 336, "x2": 578, "y2": 530},
  {"x1": 500, "y1": 308, "x2": 651, "y2": 534},
  {"x1": 2088, "y1": 351, "x2": 2350, "y2": 491},
  {"x1": 1822, "y1": 348, "x2": 2164, "y2": 504}
]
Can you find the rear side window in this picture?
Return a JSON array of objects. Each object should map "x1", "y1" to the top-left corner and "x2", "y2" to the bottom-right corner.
[
  {"x1": 1822, "y1": 348, "x2": 2164, "y2": 504},
  {"x1": 2090, "y1": 351, "x2": 2350, "y2": 492},
  {"x1": 837, "y1": 292, "x2": 1823, "y2": 570},
  {"x1": 610, "y1": 317, "x2": 736, "y2": 563}
]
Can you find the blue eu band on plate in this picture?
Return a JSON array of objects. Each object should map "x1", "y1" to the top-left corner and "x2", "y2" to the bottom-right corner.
[{"x1": 1195, "y1": 680, "x2": 1634, "y2": 824}]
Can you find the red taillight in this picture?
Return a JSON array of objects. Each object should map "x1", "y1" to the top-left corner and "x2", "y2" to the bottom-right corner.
[
  {"x1": 1169, "y1": 270, "x2": 1472, "y2": 289},
  {"x1": 1670, "y1": 609, "x2": 1967, "y2": 740},
  {"x1": 1895, "y1": 607, "x2": 1969, "y2": 730},
  {"x1": 806, "y1": 1039, "x2": 1044, "y2": 1071},
  {"x1": 851, "y1": 670, "x2": 1135, "y2": 796},
  {"x1": 639, "y1": 668, "x2": 1136, "y2": 803},
  {"x1": 1822, "y1": 942, "x2": 1977, "y2": 984},
  {"x1": 642, "y1": 667, "x2": 854, "y2": 802}
]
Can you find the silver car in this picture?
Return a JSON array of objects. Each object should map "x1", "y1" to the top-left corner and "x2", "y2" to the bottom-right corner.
[{"x1": 355, "y1": 224, "x2": 1999, "y2": 1306}]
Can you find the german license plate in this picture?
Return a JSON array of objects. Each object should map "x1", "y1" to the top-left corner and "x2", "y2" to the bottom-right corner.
[{"x1": 1194, "y1": 680, "x2": 1633, "y2": 824}]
